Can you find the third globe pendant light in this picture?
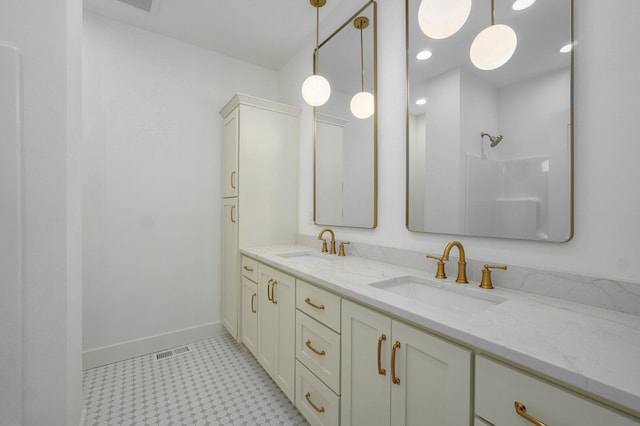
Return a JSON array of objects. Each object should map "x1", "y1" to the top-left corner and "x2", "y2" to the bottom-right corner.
[
  {"x1": 470, "y1": 0, "x2": 517, "y2": 70},
  {"x1": 301, "y1": 0, "x2": 331, "y2": 107},
  {"x1": 350, "y1": 16, "x2": 374, "y2": 119}
]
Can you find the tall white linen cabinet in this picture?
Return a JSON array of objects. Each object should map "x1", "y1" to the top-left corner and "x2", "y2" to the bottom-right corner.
[{"x1": 219, "y1": 94, "x2": 300, "y2": 342}]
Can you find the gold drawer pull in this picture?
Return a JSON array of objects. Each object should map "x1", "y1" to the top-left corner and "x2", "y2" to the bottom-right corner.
[
  {"x1": 305, "y1": 340, "x2": 326, "y2": 356},
  {"x1": 377, "y1": 334, "x2": 387, "y2": 375},
  {"x1": 514, "y1": 402, "x2": 548, "y2": 426},
  {"x1": 243, "y1": 265, "x2": 254, "y2": 272},
  {"x1": 271, "y1": 280, "x2": 278, "y2": 304},
  {"x1": 230, "y1": 205, "x2": 236, "y2": 223},
  {"x1": 267, "y1": 279, "x2": 273, "y2": 302},
  {"x1": 305, "y1": 297, "x2": 325, "y2": 310},
  {"x1": 251, "y1": 293, "x2": 256, "y2": 313},
  {"x1": 230, "y1": 171, "x2": 236, "y2": 189},
  {"x1": 305, "y1": 392, "x2": 325, "y2": 413},
  {"x1": 391, "y1": 341, "x2": 401, "y2": 384}
]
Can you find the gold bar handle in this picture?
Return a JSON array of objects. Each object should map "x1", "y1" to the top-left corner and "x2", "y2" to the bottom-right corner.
[
  {"x1": 251, "y1": 293, "x2": 256, "y2": 313},
  {"x1": 230, "y1": 171, "x2": 236, "y2": 189},
  {"x1": 391, "y1": 341, "x2": 401, "y2": 384},
  {"x1": 305, "y1": 340, "x2": 326, "y2": 356},
  {"x1": 377, "y1": 334, "x2": 386, "y2": 376},
  {"x1": 243, "y1": 265, "x2": 254, "y2": 272},
  {"x1": 305, "y1": 297, "x2": 325, "y2": 310},
  {"x1": 230, "y1": 205, "x2": 236, "y2": 223},
  {"x1": 271, "y1": 280, "x2": 278, "y2": 304},
  {"x1": 305, "y1": 392, "x2": 325, "y2": 413},
  {"x1": 514, "y1": 402, "x2": 548, "y2": 426},
  {"x1": 267, "y1": 279, "x2": 273, "y2": 302}
]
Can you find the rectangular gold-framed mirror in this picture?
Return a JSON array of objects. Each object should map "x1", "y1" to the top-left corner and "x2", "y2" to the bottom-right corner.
[
  {"x1": 314, "y1": 0, "x2": 377, "y2": 229},
  {"x1": 406, "y1": 0, "x2": 573, "y2": 241}
]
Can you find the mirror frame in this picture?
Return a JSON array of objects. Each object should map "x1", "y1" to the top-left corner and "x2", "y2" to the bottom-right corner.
[
  {"x1": 405, "y1": 0, "x2": 574, "y2": 242},
  {"x1": 313, "y1": 0, "x2": 378, "y2": 229}
]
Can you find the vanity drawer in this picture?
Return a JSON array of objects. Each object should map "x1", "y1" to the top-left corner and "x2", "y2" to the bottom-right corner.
[
  {"x1": 296, "y1": 360, "x2": 340, "y2": 426},
  {"x1": 296, "y1": 310, "x2": 341, "y2": 393},
  {"x1": 240, "y1": 256, "x2": 258, "y2": 281},
  {"x1": 476, "y1": 355, "x2": 640, "y2": 426},
  {"x1": 296, "y1": 280, "x2": 341, "y2": 332}
]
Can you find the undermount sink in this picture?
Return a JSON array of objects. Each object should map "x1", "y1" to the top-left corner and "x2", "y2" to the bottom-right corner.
[
  {"x1": 276, "y1": 251, "x2": 340, "y2": 264},
  {"x1": 369, "y1": 275, "x2": 507, "y2": 313}
]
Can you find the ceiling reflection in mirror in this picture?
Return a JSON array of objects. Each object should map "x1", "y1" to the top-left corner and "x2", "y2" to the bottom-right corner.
[
  {"x1": 406, "y1": 0, "x2": 573, "y2": 241},
  {"x1": 314, "y1": 1, "x2": 377, "y2": 229}
]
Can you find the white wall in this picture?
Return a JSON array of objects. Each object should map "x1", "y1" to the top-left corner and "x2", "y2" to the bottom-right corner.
[
  {"x1": 281, "y1": 0, "x2": 640, "y2": 284},
  {"x1": 0, "y1": 0, "x2": 83, "y2": 424},
  {"x1": 498, "y1": 68, "x2": 571, "y2": 160},
  {"x1": 82, "y1": 13, "x2": 279, "y2": 364}
]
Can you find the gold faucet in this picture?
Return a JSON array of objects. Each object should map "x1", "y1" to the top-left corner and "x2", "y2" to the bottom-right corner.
[
  {"x1": 317, "y1": 228, "x2": 336, "y2": 254},
  {"x1": 427, "y1": 241, "x2": 468, "y2": 284}
]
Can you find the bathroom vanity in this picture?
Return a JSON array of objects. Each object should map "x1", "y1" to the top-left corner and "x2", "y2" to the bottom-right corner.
[{"x1": 238, "y1": 243, "x2": 640, "y2": 426}]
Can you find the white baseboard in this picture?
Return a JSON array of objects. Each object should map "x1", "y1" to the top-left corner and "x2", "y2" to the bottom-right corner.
[{"x1": 83, "y1": 322, "x2": 224, "y2": 370}]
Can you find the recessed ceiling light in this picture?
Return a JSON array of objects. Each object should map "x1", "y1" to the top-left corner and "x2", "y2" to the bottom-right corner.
[
  {"x1": 559, "y1": 43, "x2": 572, "y2": 53},
  {"x1": 512, "y1": 0, "x2": 536, "y2": 11},
  {"x1": 416, "y1": 50, "x2": 433, "y2": 61},
  {"x1": 415, "y1": 98, "x2": 427, "y2": 106}
]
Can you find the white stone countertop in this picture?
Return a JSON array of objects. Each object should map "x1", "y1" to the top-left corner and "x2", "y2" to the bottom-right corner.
[{"x1": 240, "y1": 244, "x2": 640, "y2": 415}]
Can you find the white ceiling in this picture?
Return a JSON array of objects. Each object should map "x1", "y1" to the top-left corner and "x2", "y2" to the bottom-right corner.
[{"x1": 83, "y1": 0, "x2": 366, "y2": 70}]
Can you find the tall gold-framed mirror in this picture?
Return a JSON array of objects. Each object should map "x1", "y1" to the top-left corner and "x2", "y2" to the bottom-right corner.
[
  {"x1": 406, "y1": 0, "x2": 573, "y2": 241},
  {"x1": 314, "y1": 0, "x2": 377, "y2": 229}
]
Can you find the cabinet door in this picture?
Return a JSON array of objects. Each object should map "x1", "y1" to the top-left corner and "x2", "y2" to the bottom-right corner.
[
  {"x1": 221, "y1": 198, "x2": 239, "y2": 340},
  {"x1": 222, "y1": 108, "x2": 238, "y2": 198},
  {"x1": 391, "y1": 321, "x2": 472, "y2": 426},
  {"x1": 257, "y1": 266, "x2": 276, "y2": 375},
  {"x1": 272, "y1": 270, "x2": 296, "y2": 402},
  {"x1": 241, "y1": 277, "x2": 257, "y2": 357},
  {"x1": 341, "y1": 300, "x2": 392, "y2": 426}
]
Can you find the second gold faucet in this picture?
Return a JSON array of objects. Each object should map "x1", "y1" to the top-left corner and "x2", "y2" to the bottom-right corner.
[
  {"x1": 317, "y1": 228, "x2": 337, "y2": 255},
  {"x1": 426, "y1": 240, "x2": 468, "y2": 284}
]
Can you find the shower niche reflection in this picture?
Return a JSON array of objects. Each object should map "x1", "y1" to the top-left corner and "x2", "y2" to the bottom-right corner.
[{"x1": 407, "y1": 0, "x2": 573, "y2": 242}]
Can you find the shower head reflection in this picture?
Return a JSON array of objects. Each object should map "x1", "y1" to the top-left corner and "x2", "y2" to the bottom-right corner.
[{"x1": 481, "y1": 132, "x2": 503, "y2": 147}]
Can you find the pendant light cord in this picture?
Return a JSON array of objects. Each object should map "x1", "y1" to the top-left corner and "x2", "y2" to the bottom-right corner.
[
  {"x1": 314, "y1": 5, "x2": 319, "y2": 75},
  {"x1": 491, "y1": 0, "x2": 495, "y2": 25},
  {"x1": 359, "y1": 26, "x2": 365, "y2": 92}
]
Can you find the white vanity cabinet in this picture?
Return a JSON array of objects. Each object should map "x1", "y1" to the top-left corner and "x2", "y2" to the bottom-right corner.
[
  {"x1": 221, "y1": 198, "x2": 238, "y2": 338},
  {"x1": 475, "y1": 355, "x2": 640, "y2": 426},
  {"x1": 257, "y1": 264, "x2": 296, "y2": 402},
  {"x1": 295, "y1": 280, "x2": 342, "y2": 426},
  {"x1": 240, "y1": 256, "x2": 258, "y2": 357},
  {"x1": 341, "y1": 299, "x2": 472, "y2": 426},
  {"x1": 219, "y1": 94, "x2": 299, "y2": 342}
]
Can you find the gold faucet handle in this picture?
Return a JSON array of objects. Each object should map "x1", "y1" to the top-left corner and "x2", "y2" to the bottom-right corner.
[
  {"x1": 338, "y1": 241, "x2": 351, "y2": 256},
  {"x1": 479, "y1": 264, "x2": 507, "y2": 290},
  {"x1": 426, "y1": 254, "x2": 447, "y2": 279},
  {"x1": 319, "y1": 239, "x2": 328, "y2": 253}
]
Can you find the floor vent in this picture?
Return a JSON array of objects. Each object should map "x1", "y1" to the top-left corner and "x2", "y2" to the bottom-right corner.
[{"x1": 155, "y1": 345, "x2": 191, "y2": 360}]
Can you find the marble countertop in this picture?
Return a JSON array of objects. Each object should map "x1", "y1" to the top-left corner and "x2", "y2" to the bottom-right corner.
[{"x1": 240, "y1": 244, "x2": 640, "y2": 415}]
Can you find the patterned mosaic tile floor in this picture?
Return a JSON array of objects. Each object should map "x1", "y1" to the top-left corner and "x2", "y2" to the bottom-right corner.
[{"x1": 83, "y1": 334, "x2": 308, "y2": 425}]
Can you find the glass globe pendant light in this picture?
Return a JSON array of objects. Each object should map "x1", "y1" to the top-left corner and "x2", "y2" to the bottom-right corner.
[
  {"x1": 302, "y1": 0, "x2": 331, "y2": 107},
  {"x1": 470, "y1": 0, "x2": 517, "y2": 70},
  {"x1": 418, "y1": 0, "x2": 472, "y2": 40},
  {"x1": 350, "y1": 16, "x2": 374, "y2": 119}
]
